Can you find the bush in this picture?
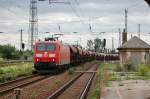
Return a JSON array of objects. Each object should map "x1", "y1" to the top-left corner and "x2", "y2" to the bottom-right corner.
[
  {"x1": 68, "y1": 68, "x2": 75, "y2": 75},
  {"x1": 114, "y1": 64, "x2": 123, "y2": 72},
  {"x1": 124, "y1": 63, "x2": 133, "y2": 71},
  {"x1": 0, "y1": 44, "x2": 22, "y2": 59},
  {"x1": 88, "y1": 87, "x2": 99, "y2": 99},
  {"x1": 138, "y1": 64, "x2": 149, "y2": 76},
  {"x1": 0, "y1": 76, "x2": 15, "y2": 83},
  {"x1": 0, "y1": 68, "x2": 5, "y2": 74}
]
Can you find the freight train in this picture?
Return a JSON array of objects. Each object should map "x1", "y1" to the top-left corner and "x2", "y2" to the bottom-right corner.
[{"x1": 33, "y1": 38, "x2": 119, "y2": 73}]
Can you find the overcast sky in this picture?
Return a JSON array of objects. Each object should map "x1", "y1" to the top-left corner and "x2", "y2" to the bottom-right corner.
[{"x1": 0, "y1": 0, "x2": 149, "y2": 49}]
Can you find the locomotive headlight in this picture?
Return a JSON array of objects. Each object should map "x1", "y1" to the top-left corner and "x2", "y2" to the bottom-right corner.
[
  {"x1": 49, "y1": 54, "x2": 55, "y2": 58},
  {"x1": 36, "y1": 54, "x2": 42, "y2": 57}
]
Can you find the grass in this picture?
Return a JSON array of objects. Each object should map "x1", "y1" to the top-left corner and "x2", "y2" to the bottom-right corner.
[
  {"x1": 104, "y1": 80, "x2": 110, "y2": 87},
  {"x1": 88, "y1": 63, "x2": 102, "y2": 99},
  {"x1": 107, "y1": 63, "x2": 150, "y2": 81},
  {"x1": 48, "y1": 85, "x2": 51, "y2": 90},
  {"x1": 88, "y1": 62, "x2": 150, "y2": 99},
  {"x1": 88, "y1": 83, "x2": 99, "y2": 99},
  {"x1": 138, "y1": 64, "x2": 149, "y2": 76},
  {"x1": 54, "y1": 79, "x2": 61, "y2": 85},
  {"x1": 109, "y1": 73, "x2": 118, "y2": 81},
  {"x1": 30, "y1": 91, "x2": 39, "y2": 98},
  {"x1": 0, "y1": 63, "x2": 33, "y2": 83},
  {"x1": 68, "y1": 67, "x2": 76, "y2": 75}
]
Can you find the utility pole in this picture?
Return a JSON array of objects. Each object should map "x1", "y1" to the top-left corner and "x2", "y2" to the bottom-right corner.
[
  {"x1": 131, "y1": 33, "x2": 133, "y2": 38},
  {"x1": 89, "y1": 24, "x2": 92, "y2": 33},
  {"x1": 138, "y1": 24, "x2": 141, "y2": 38},
  {"x1": 20, "y1": 29, "x2": 23, "y2": 51},
  {"x1": 57, "y1": 24, "x2": 61, "y2": 33},
  {"x1": 118, "y1": 28, "x2": 121, "y2": 47},
  {"x1": 125, "y1": 9, "x2": 128, "y2": 33},
  {"x1": 29, "y1": 0, "x2": 38, "y2": 50},
  {"x1": 77, "y1": 40, "x2": 79, "y2": 47},
  {"x1": 112, "y1": 37, "x2": 114, "y2": 52}
]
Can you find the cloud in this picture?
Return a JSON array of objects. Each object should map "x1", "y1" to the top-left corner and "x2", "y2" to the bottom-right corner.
[{"x1": 0, "y1": 0, "x2": 149, "y2": 49}]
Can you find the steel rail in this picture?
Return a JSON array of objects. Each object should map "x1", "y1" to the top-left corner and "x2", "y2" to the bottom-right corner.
[
  {"x1": 48, "y1": 73, "x2": 83, "y2": 99},
  {"x1": 0, "y1": 75, "x2": 51, "y2": 94},
  {"x1": 79, "y1": 72, "x2": 96, "y2": 99},
  {"x1": 0, "y1": 74, "x2": 37, "y2": 87},
  {"x1": 47, "y1": 64, "x2": 98, "y2": 99}
]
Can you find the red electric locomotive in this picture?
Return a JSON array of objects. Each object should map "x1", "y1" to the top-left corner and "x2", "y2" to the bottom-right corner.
[
  {"x1": 33, "y1": 38, "x2": 119, "y2": 74},
  {"x1": 34, "y1": 39, "x2": 70, "y2": 73}
]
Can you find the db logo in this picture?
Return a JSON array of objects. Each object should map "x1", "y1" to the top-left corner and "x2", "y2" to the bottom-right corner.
[{"x1": 44, "y1": 52, "x2": 48, "y2": 57}]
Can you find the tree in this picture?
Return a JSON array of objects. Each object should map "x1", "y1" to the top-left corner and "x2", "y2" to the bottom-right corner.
[
  {"x1": 0, "y1": 44, "x2": 22, "y2": 59},
  {"x1": 0, "y1": 45, "x2": 15, "y2": 59},
  {"x1": 87, "y1": 40, "x2": 94, "y2": 51},
  {"x1": 87, "y1": 38, "x2": 107, "y2": 52},
  {"x1": 102, "y1": 38, "x2": 106, "y2": 48},
  {"x1": 94, "y1": 38, "x2": 102, "y2": 52}
]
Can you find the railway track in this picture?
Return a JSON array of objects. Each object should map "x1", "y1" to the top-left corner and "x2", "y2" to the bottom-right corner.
[
  {"x1": 0, "y1": 74, "x2": 51, "y2": 95},
  {"x1": 48, "y1": 63, "x2": 98, "y2": 99}
]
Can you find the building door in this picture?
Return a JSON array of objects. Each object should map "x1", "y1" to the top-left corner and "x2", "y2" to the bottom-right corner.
[{"x1": 131, "y1": 52, "x2": 141, "y2": 67}]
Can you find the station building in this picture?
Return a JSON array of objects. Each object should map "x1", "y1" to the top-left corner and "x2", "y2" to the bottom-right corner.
[{"x1": 118, "y1": 36, "x2": 150, "y2": 67}]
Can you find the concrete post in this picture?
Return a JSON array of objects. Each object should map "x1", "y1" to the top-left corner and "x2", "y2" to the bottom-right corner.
[{"x1": 15, "y1": 88, "x2": 22, "y2": 99}]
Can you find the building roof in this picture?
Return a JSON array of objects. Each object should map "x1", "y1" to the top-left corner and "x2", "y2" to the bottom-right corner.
[{"x1": 118, "y1": 36, "x2": 150, "y2": 49}]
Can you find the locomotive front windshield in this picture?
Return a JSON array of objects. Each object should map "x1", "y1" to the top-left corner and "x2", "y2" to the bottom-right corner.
[{"x1": 36, "y1": 43, "x2": 55, "y2": 51}]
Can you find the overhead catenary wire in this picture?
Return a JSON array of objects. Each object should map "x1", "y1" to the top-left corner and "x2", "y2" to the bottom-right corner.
[
  {"x1": 66, "y1": 0, "x2": 85, "y2": 25},
  {"x1": 0, "y1": 0, "x2": 149, "y2": 33},
  {"x1": 0, "y1": 0, "x2": 144, "y2": 26},
  {"x1": 73, "y1": 0, "x2": 85, "y2": 17},
  {"x1": 0, "y1": 0, "x2": 28, "y2": 20},
  {"x1": 66, "y1": 0, "x2": 100, "y2": 32}
]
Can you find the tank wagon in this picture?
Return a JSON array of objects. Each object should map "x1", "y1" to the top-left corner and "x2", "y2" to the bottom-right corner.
[{"x1": 33, "y1": 39, "x2": 119, "y2": 73}]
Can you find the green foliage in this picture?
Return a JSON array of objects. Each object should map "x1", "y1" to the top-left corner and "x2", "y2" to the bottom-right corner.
[
  {"x1": 0, "y1": 44, "x2": 33, "y2": 60},
  {"x1": 104, "y1": 80, "x2": 110, "y2": 87},
  {"x1": 0, "y1": 63, "x2": 33, "y2": 83},
  {"x1": 88, "y1": 64, "x2": 102, "y2": 99},
  {"x1": 124, "y1": 63, "x2": 133, "y2": 71},
  {"x1": 0, "y1": 76, "x2": 15, "y2": 83},
  {"x1": 87, "y1": 40, "x2": 94, "y2": 51},
  {"x1": 109, "y1": 73, "x2": 118, "y2": 81},
  {"x1": 21, "y1": 50, "x2": 33, "y2": 60},
  {"x1": 138, "y1": 64, "x2": 149, "y2": 76},
  {"x1": 114, "y1": 62, "x2": 133, "y2": 72},
  {"x1": 68, "y1": 68, "x2": 75, "y2": 75},
  {"x1": 94, "y1": 38, "x2": 102, "y2": 52},
  {"x1": 48, "y1": 85, "x2": 51, "y2": 90},
  {"x1": 0, "y1": 44, "x2": 21, "y2": 59},
  {"x1": 102, "y1": 38, "x2": 106, "y2": 48},
  {"x1": 0, "y1": 44, "x2": 15, "y2": 59},
  {"x1": 54, "y1": 80, "x2": 61, "y2": 84},
  {"x1": 88, "y1": 85, "x2": 99, "y2": 99},
  {"x1": 114, "y1": 64, "x2": 123, "y2": 72},
  {"x1": 87, "y1": 38, "x2": 106, "y2": 52}
]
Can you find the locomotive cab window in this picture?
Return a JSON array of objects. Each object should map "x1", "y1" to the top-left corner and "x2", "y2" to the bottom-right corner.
[
  {"x1": 47, "y1": 43, "x2": 55, "y2": 51},
  {"x1": 36, "y1": 43, "x2": 55, "y2": 51},
  {"x1": 36, "y1": 43, "x2": 46, "y2": 51}
]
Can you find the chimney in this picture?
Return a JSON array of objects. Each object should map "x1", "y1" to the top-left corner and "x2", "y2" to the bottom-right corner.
[{"x1": 122, "y1": 29, "x2": 127, "y2": 45}]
